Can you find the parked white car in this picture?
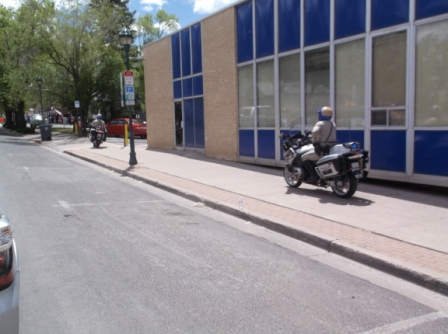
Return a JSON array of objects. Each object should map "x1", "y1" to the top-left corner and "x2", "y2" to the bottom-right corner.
[
  {"x1": 0, "y1": 208, "x2": 19, "y2": 334},
  {"x1": 239, "y1": 105, "x2": 275, "y2": 127},
  {"x1": 30, "y1": 114, "x2": 45, "y2": 127}
]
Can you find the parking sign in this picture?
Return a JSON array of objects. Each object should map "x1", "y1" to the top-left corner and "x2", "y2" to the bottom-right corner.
[{"x1": 124, "y1": 71, "x2": 134, "y2": 85}]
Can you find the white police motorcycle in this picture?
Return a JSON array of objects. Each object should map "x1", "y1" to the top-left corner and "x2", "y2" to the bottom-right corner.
[
  {"x1": 88, "y1": 125, "x2": 106, "y2": 148},
  {"x1": 279, "y1": 119, "x2": 369, "y2": 198}
]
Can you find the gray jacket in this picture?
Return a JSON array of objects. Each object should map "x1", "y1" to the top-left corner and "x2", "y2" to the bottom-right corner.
[
  {"x1": 311, "y1": 120, "x2": 336, "y2": 146},
  {"x1": 91, "y1": 119, "x2": 105, "y2": 129}
]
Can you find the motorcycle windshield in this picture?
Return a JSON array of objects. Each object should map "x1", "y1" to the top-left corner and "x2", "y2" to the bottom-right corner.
[{"x1": 288, "y1": 117, "x2": 302, "y2": 135}]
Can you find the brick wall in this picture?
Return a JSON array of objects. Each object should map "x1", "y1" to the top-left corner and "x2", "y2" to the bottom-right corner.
[
  {"x1": 143, "y1": 37, "x2": 174, "y2": 149},
  {"x1": 143, "y1": 7, "x2": 239, "y2": 159},
  {"x1": 202, "y1": 7, "x2": 239, "y2": 161}
]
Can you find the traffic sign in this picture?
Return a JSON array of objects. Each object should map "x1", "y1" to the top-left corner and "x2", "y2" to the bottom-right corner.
[
  {"x1": 126, "y1": 100, "x2": 135, "y2": 105},
  {"x1": 124, "y1": 71, "x2": 133, "y2": 77},
  {"x1": 125, "y1": 93, "x2": 135, "y2": 100},
  {"x1": 125, "y1": 86, "x2": 134, "y2": 93},
  {"x1": 125, "y1": 77, "x2": 134, "y2": 85},
  {"x1": 74, "y1": 101, "x2": 80, "y2": 108}
]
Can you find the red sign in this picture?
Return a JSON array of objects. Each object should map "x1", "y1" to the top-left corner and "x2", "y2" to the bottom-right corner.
[{"x1": 124, "y1": 71, "x2": 133, "y2": 77}]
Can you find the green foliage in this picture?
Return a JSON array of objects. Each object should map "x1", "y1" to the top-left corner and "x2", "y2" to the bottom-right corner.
[
  {"x1": 27, "y1": 0, "x2": 129, "y2": 126},
  {"x1": 135, "y1": 9, "x2": 179, "y2": 47},
  {"x1": 0, "y1": 0, "x2": 178, "y2": 126},
  {"x1": 133, "y1": 9, "x2": 179, "y2": 114},
  {"x1": 90, "y1": 0, "x2": 134, "y2": 44}
]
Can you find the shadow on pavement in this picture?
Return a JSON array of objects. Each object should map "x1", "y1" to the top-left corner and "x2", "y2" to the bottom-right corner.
[
  {"x1": 284, "y1": 184, "x2": 374, "y2": 207},
  {"x1": 145, "y1": 147, "x2": 283, "y2": 177},
  {"x1": 0, "y1": 137, "x2": 37, "y2": 147},
  {"x1": 145, "y1": 147, "x2": 447, "y2": 210}
]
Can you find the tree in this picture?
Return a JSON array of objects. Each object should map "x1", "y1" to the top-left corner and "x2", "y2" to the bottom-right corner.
[
  {"x1": 135, "y1": 13, "x2": 155, "y2": 47},
  {"x1": 133, "y1": 9, "x2": 179, "y2": 115},
  {"x1": 0, "y1": 3, "x2": 41, "y2": 130},
  {"x1": 135, "y1": 9, "x2": 179, "y2": 47},
  {"x1": 26, "y1": 0, "x2": 128, "y2": 131},
  {"x1": 89, "y1": 0, "x2": 135, "y2": 45},
  {"x1": 1, "y1": 0, "x2": 179, "y2": 131}
]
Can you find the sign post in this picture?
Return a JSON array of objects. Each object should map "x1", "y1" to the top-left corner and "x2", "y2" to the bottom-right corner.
[
  {"x1": 124, "y1": 70, "x2": 137, "y2": 165},
  {"x1": 74, "y1": 101, "x2": 80, "y2": 135},
  {"x1": 124, "y1": 71, "x2": 135, "y2": 106}
]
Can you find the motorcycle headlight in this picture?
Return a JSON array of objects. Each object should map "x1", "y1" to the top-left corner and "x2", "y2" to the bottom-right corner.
[{"x1": 284, "y1": 149, "x2": 294, "y2": 161}]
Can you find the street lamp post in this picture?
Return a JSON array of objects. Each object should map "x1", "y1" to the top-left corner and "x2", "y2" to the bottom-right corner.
[
  {"x1": 36, "y1": 76, "x2": 43, "y2": 116},
  {"x1": 119, "y1": 28, "x2": 137, "y2": 166}
]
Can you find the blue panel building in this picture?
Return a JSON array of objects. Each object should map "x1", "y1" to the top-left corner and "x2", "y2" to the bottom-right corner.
[{"x1": 146, "y1": 0, "x2": 448, "y2": 187}]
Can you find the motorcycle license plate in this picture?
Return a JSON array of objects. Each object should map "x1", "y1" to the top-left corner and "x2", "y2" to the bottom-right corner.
[
  {"x1": 351, "y1": 161, "x2": 360, "y2": 169},
  {"x1": 97, "y1": 134, "x2": 102, "y2": 139}
]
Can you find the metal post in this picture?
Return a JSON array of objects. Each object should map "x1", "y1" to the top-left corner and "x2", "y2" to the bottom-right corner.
[
  {"x1": 38, "y1": 88, "x2": 43, "y2": 116},
  {"x1": 77, "y1": 107, "x2": 82, "y2": 137},
  {"x1": 124, "y1": 44, "x2": 137, "y2": 165},
  {"x1": 36, "y1": 77, "x2": 43, "y2": 116}
]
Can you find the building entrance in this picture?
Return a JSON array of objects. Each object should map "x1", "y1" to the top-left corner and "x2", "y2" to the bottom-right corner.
[
  {"x1": 184, "y1": 97, "x2": 205, "y2": 149},
  {"x1": 174, "y1": 101, "x2": 183, "y2": 147}
]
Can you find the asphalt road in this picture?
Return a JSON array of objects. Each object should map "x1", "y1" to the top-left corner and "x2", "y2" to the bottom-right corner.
[{"x1": 1, "y1": 133, "x2": 448, "y2": 333}]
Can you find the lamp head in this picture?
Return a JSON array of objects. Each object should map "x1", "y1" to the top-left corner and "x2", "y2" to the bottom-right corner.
[
  {"x1": 119, "y1": 28, "x2": 133, "y2": 46},
  {"x1": 36, "y1": 76, "x2": 42, "y2": 86}
]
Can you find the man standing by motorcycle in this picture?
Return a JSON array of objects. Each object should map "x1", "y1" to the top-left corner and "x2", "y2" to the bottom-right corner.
[{"x1": 301, "y1": 106, "x2": 337, "y2": 183}]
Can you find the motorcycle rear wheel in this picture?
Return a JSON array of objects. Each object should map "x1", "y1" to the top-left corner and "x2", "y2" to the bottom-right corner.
[
  {"x1": 283, "y1": 167, "x2": 302, "y2": 188},
  {"x1": 331, "y1": 172, "x2": 357, "y2": 198},
  {"x1": 94, "y1": 140, "x2": 100, "y2": 148}
]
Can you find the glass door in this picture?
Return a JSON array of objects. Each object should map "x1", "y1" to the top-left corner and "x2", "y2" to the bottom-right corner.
[{"x1": 174, "y1": 101, "x2": 183, "y2": 148}]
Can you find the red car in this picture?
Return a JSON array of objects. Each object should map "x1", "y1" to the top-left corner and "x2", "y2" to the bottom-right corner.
[{"x1": 106, "y1": 118, "x2": 147, "y2": 139}]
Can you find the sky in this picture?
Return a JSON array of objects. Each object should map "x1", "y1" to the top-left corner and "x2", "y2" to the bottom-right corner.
[
  {"x1": 0, "y1": 0, "x2": 241, "y2": 28},
  {"x1": 130, "y1": 0, "x2": 240, "y2": 27}
]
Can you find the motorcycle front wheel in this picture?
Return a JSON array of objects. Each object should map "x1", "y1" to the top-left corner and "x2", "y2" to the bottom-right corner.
[
  {"x1": 331, "y1": 172, "x2": 357, "y2": 198},
  {"x1": 283, "y1": 167, "x2": 302, "y2": 188}
]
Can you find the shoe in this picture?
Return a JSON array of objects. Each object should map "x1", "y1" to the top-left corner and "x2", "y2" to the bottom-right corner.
[{"x1": 306, "y1": 173, "x2": 319, "y2": 184}]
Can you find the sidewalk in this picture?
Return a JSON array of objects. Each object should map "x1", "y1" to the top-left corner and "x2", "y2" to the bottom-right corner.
[{"x1": 27, "y1": 130, "x2": 448, "y2": 296}]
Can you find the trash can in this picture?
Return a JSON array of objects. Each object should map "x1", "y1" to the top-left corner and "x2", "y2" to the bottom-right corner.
[{"x1": 39, "y1": 124, "x2": 52, "y2": 141}]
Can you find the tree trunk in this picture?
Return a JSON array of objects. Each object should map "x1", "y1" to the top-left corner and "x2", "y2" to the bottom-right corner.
[
  {"x1": 15, "y1": 101, "x2": 26, "y2": 128},
  {"x1": 4, "y1": 106, "x2": 13, "y2": 127}
]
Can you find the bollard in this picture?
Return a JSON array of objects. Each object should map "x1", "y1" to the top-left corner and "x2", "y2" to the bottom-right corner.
[{"x1": 124, "y1": 123, "x2": 128, "y2": 146}]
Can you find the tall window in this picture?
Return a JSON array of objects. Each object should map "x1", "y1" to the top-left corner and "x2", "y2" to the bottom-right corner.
[
  {"x1": 335, "y1": 39, "x2": 365, "y2": 127},
  {"x1": 280, "y1": 53, "x2": 301, "y2": 128},
  {"x1": 305, "y1": 47, "x2": 330, "y2": 126},
  {"x1": 372, "y1": 31, "x2": 407, "y2": 126},
  {"x1": 256, "y1": 59, "x2": 275, "y2": 127},
  {"x1": 415, "y1": 19, "x2": 448, "y2": 127},
  {"x1": 238, "y1": 65, "x2": 254, "y2": 127}
]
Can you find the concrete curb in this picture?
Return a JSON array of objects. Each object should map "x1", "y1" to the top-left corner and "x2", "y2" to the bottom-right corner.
[
  {"x1": 330, "y1": 240, "x2": 448, "y2": 296},
  {"x1": 64, "y1": 149, "x2": 448, "y2": 297}
]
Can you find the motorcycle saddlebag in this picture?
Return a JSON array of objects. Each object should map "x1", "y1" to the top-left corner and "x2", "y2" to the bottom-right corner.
[{"x1": 315, "y1": 154, "x2": 342, "y2": 178}]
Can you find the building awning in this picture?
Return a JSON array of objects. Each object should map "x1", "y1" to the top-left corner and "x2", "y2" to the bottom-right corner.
[{"x1": 50, "y1": 109, "x2": 63, "y2": 116}]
